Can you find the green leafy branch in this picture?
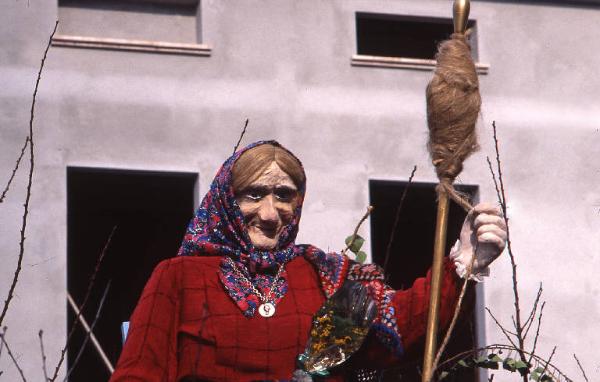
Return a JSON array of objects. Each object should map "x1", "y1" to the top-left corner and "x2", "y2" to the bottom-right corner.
[
  {"x1": 437, "y1": 345, "x2": 570, "y2": 382},
  {"x1": 341, "y1": 206, "x2": 373, "y2": 264},
  {"x1": 344, "y1": 234, "x2": 367, "y2": 263}
]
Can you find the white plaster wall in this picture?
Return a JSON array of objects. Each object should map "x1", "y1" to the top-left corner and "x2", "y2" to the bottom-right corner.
[{"x1": 0, "y1": 0, "x2": 599, "y2": 380}]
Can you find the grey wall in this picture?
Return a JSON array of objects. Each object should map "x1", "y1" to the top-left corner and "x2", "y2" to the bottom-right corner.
[{"x1": 1, "y1": 0, "x2": 599, "y2": 380}]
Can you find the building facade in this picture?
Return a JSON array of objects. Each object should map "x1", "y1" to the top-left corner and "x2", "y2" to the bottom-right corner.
[{"x1": 1, "y1": 0, "x2": 599, "y2": 380}]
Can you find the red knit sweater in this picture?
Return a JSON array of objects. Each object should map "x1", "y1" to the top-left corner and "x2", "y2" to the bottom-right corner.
[{"x1": 110, "y1": 256, "x2": 459, "y2": 381}]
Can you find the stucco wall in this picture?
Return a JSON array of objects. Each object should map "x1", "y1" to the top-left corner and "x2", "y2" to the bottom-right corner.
[{"x1": 1, "y1": 0, "x2": 599, "y2": 380}]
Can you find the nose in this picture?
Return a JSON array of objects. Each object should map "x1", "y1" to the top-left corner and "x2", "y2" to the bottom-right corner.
[{"x1": 257, "y1": 195, "x2": 279, "y2": 225}]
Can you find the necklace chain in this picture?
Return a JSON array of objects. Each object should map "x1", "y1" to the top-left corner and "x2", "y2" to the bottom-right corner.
[{"x1": 225, "y1": 257, "x2": 285, "y2": 304}]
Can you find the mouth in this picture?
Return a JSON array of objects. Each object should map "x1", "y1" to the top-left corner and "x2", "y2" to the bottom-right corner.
[{"x1": 253, "y1": 225, "x2": 278, "y2": 238}]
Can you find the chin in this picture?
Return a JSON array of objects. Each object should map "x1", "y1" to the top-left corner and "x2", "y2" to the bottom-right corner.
[
  {"x1": 249, "y1": 235, "x2": 279, "y2": 250},
  {"x1": 253, "y1": 241, "x2": 278, "y2": 250},
  {"x1": 248, "y1": 226, "x2": 282, "y2": 249}
]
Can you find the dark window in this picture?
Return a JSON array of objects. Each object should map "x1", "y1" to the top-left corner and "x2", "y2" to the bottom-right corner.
[
  {"x1": 66, "y1": 167, "x2": 197, "y2": 382},
  {"x1": 369, "y1": 180, "x2": 478, "y2": 380},
  {"x1": 58, "y1": 0, "x2": 201, "y2": 43},
  {"x1": 356, "y1": 13, "x2": 477, "y2": 60}
]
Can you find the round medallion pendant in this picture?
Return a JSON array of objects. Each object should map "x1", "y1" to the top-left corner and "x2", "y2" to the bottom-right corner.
[{"x1": 258, "y1": 302, "x2": 276, "y2": 317}]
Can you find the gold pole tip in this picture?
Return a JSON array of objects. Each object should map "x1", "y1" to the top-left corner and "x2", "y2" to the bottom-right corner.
[{"x1": 453, "y1": 0, "x2": 470, "y2": 34}]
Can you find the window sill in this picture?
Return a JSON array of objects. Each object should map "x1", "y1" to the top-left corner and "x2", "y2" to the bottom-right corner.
[
  {"x1": 351, "y1": 54, "x2": 489, "y2": 75},
  {"x1": 51, "y1": 34, "x2": 211, "y2": 56}
]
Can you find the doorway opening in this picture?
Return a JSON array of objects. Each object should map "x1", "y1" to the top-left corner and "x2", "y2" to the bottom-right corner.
[
  {"x1": 66, "y1": 167, "x2": 197, "y2": 381},
  {"x1": 369, "y1": 179, "x2": 479, "y2": 380}
]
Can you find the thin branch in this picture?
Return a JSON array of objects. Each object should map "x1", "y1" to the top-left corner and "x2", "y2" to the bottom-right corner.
[
  {"x1": 429, "y1": 270, "x2": 471, "y2": 380},
  {"x1": 66, "y1": 293, "x2": 114, "y2": 373},
  {"x1": 232, "y1": 118, "x2": 249, "y2": 154},
  {"x1": 38, "y1": 330, "x2": 49, "y2": 382},
  {"x1": 48, "y1": 225, "x2": 116, "y2": 382},
  {"x1": 382, "y1": 165, "x2": 417, "y2": 273},
  {"x1": 0, "y1": 20, "x2": 59, "y2": 329},
  {"x1": 488, "y1": 121, "x2": 527, "y2": 367},
  {"x1": 63, "y1": 281, "x2": 112, "y2": 382},
  {"x1": 0, "y1": 331, "x2": 27, "y2": 382},
  {"x1": 429, "y1": 236, "x2": 480, "y2": 381},
  {"x1": 503, "y1": 316, "x2": 517, "y2": 336},
  {"x1": 485, "y1": 307, "x2": 520, "y2": 351},
  {"x1": 522, "y1": 283, "x2": 543, "y2": 340},
  {"x1": 539, "y1": 346, "x2": 557, "y2": 378},
  {"x1": 511, "y1": 315, "x2": 518, "y2": 332},
  {"x1": 0, "y1": 326, "x2": 6, "y2": 358},
  {"x1": 486, "y1": 157, "x2": 503, "y2": 207},
  {"x1": 0, "y1": 136, "x2": 29, "y2": 204},
  {"x1": 527, "y1": 301, "x2": 546, "y2": 365},
  {"x1": 573, "y1": 353, "x2": 589, "y2": 382},
  {"x1": 341, "y1": 206, "x2": 374, "y2": 256},
  {"x1": 491, "y1": 122, "x2": 508, "y2": 218}
]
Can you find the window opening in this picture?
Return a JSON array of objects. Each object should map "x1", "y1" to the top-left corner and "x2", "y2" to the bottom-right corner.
[
  {"x1": 54, "y1": 0, "x2": 210, "y2": 55},
  {"x1": 66, "y1": 167, "x2": 197, "y2": 381},
  {"x1": 369, "y1": 180, "x2": 479, "y2": 380},
  {"x1": 353, "y1": 13, "x2": 486, "y2": 73}
]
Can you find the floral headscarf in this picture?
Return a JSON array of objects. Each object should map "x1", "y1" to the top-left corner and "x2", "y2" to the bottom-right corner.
[{"x1": 178, "y1": 141, "x2": 312, "y2": 317}]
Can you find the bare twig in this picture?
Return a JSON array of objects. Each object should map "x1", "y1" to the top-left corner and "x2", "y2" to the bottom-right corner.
[
  {"x1": 66, "y1": 293, "x2": 114, "y2": 373},
  {"x1": 0, "y1": 331, "x2": 27, "y2": 382},
  {"x1": 232, "y1": 118, "x2": 249, "y2": 154},
  {"x1": 382, "y1": 165, "x2": 417, "y2": 273},
  {"x1": 48, "y1": 225, "x2": 116, "y2": 382},
  {"x1": 539, "y1": 346, "x2": 557, "y2": 378},
  {"x1": 63, "y1": 281, "x2": 112, "y2": 381},
  {"x1": 341, "y1": 206, "x2": 374, "y2": 256},
  {"x1": 490, "y1": 122, "x2": 507, "y2": 217},
  {"x1": 488, "y1": 121, "x2": 527, "y2": 371},
  {"x1": 429, "y1": 277, "x2": 471, "y2": 381},
  {"x1": 503, "y1": 316, "x2": 517, "y2": 336},
  {"x1": 430, "y1": 236, "x2": 480, "y2": 381},
  {"x1": 511, "y1": 315, "x2": 518, "y2": 330},
  {"x1": 0, "y1": 20, "x2": 59, "y2": 329},
  {"x1": 485, "y1": 307, "x2": 520, "y2": 351},
  {"x1": 38, "y1": 330, "x2": 49, "y2": 381},
  {"x1": 573, "y1": 353, "x2": 589, "y2": 382},
  {"x1": 0, "y1": 326, "x2": 6, "y2": 358},
  {"x1": 0, "y1": 136, "x2": 29, "y2": 204},
  {"x1": 486, "y1": 157, "x2": 503, "y2": 207},
  {"x1": 522, "y1": 284, "x2": 543, "y2": 340},
  {"x1": 527, "y1": 301, "x2": 546, "y2": 365}
]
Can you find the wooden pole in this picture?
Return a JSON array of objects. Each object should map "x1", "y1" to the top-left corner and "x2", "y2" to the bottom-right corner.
[
  {"x1": 421, "y1": 2, "x2": 470, "y2": 381},
  {"x1": 421, "y1": 191, "x2": 450, "y2": 382}
]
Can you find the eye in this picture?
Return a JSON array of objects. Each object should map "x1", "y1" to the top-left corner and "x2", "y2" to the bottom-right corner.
[
  {"x1": 274, "y1": 187, "x2": 297, "y2": 202},
  {"x1": 241, "y1": 186, "x2": 267, "y2": 201},
  {"x1": 246, "y1": 191, "x2": 263, "y2": 201}
]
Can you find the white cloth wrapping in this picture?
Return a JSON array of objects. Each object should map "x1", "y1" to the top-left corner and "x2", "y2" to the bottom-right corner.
[{"x1": 449, "y1": 239, "x2": 491, "y2": 282}]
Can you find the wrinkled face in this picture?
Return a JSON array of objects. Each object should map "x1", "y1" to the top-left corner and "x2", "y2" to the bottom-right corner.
[{"x1": 235, "y1": 162, "x2": 298, "y2": 250}]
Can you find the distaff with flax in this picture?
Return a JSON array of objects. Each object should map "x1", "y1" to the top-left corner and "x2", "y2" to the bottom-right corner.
[{"x1": 110, "y1": 141, "x2": 506, "y2": 381}]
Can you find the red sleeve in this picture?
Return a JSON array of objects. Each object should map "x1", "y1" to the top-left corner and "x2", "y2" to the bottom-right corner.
[
  {"x1": 348, "y1": 258, "x2": 461, "y2": 368},
  {"x1": 110, "y1": 259, "x2": 180, "y2": 382},
  {"x1": 394, "y1": 258, "x2": 460, "y2": 352}
]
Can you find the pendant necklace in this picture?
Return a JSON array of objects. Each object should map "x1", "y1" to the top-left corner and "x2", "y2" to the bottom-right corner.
[{"x1": 225, "y1": 257, "x2": 284, "y2": 318}]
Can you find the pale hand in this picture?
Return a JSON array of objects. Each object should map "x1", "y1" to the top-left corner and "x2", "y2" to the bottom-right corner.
[{"x1": 450, "y1": 202, "x2": 507, "y2": 281}]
